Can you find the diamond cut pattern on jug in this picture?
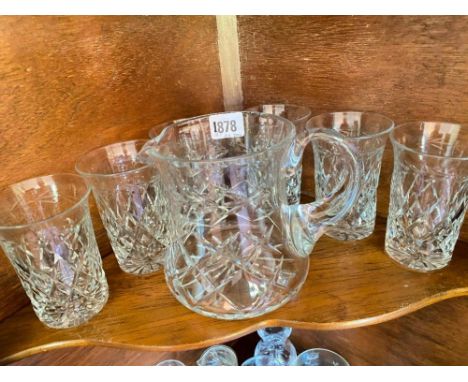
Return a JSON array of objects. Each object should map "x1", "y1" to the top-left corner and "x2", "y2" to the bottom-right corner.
[{"x1": 165, "y1": 157, "x2": 305, "y2": 319}]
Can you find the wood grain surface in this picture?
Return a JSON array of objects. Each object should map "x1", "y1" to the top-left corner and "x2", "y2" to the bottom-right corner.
[
  {"x1": 1, "y1": 217, "x2": 467, "y2": 364},
  {"x1": 11, "y1": 337, "x2": 248, "y2": 366},
  {"x1": 238, "y1": 15, "x2": 468, "y2": 241},
  {"x1": 9, "y1": 291, "x2": 468, "y2": 366},
  {"x1": 0, "y1": 16, "x2": 223, "y2": 322},
  {"x1": 11, "y1": 346, "x2": 202, "y2": 366},
  {"x1": 1, "y1": 16, "x2": 468, "y2": 364},
  {"x1": 291, "y1": 297, "x2": 468, "y2": 366}
]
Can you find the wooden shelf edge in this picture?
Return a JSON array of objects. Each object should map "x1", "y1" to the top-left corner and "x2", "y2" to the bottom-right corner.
[
  {"x1": 1, "y1": 218, "x2": 467, "y2": 364},
  {"x1": 3, "y1": 291, "x2": 467, "y2": 365}
]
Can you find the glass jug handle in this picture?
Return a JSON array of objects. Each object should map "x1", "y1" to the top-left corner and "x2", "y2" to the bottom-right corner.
[{"x1": 281, "y1": 128, "x2": 361, "y2": 257}]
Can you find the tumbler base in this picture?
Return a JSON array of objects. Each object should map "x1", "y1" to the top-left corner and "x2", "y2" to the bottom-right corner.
[
  {"x1": 385, "y1": 245, "x2": 451, "y2": 272},
  {"x1": 326, "y1": 226, "x2": 374, "y2": 241}
]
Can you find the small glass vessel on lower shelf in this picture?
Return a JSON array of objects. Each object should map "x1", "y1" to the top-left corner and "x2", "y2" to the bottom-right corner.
[
  {"x1": 156, "y1": 359, "x2": 185, "y2": 366},
  {"x1": 296, "y1": 348, "x2": 349, "y2": 366},
  {"x1": 255, "y1": 327, "x2": 297, "y2": 365},
  {"x1": 241, "y1": 355, "x2": 282, "y2": 366},
  {"x1": 196, "y1": 345, "x2": 238, "y2": 366}
]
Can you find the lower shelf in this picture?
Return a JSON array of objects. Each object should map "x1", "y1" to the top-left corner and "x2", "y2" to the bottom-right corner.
[
  {"x1": 1, "y1": 217, "x2": 467, "y2": 363},
  {"x1": 12, "y1": 298, "x2": 468, "y2": 365}
]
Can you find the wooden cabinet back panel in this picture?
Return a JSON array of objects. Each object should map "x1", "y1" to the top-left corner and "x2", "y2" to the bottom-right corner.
[
  {"x1": 238, "y1": 15, "x2": 468, "y2": 241},
  {"x1": 1, "y1": 15, "x2": 466, "y2": 329},
  {"x1": 0, "y1": 16, "x2": 223, "y2": 321}
]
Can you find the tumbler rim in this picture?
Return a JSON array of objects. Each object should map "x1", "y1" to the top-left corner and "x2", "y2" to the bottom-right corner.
[
  {"x1": 306, "y1": 111, "x2": 395, "y2": 142},
  {"x1": 75, "y1": 139, "x2": 151, "y2": 178},
  {"x1": 245, "y1": 103, "x2": 312, "y2": 125},
  {"x1": 143, "y1": 111, "x2": 296, "y2": 165},
  {"x1": 0, "y1": 173, "x2": 91, "y2": 231},
  {"x1": 390, "y1": 121, "x2": 468, "y2": 161}
]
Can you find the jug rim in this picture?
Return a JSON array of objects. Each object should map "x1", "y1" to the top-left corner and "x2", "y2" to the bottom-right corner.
[
  {"x1": 306, "y1": 110, "x2": 395, "y2": 141},
  {"x1": 0, "y1": 173, "x2": 91, "y2": 231},
  {"x1": 144, "y1": 111, "x2": 296, "y2": 165},
  {"x1": 391, "y1": 120, "x2": 468, "y2": 161}
]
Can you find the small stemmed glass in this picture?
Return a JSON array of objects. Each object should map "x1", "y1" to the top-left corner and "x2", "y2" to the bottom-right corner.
[
  {"x1": 156, "y1": 345, "x2": 238, "y2": 366},
  {"x1": 296, "y1": 348, "x2": 349, "y2": 366},
  {"x1": 254, "y1": 327, "x2": 297, "y2": 366},
  {"x1": 156, "y1": 330, "x2": 349, "y2": 366},
  {"x1": 196, "y1": 345, "x2": 238, "y2": 366},
  {"x1": 156, "y1": 359, "x2": 185, "y2": 366}
]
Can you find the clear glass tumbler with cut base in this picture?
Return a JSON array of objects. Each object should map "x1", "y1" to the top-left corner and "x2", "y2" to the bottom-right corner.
[
  {"x1": 385, "y1": 121, "x2": 468, "y2": 272},
  {"x1": 76, "y1": 140, "x2": 167, "y2": 275},
  {"x1": 0, "y1": 174, "x2": 108, "y2": 329},
  {"x1": 306, "y1": 111, "x2": 394, "y2": 241}
]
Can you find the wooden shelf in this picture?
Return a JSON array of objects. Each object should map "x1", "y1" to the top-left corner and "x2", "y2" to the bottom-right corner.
[{"x1": 1, "y1": 216, "x2": 467, "y2": 364}]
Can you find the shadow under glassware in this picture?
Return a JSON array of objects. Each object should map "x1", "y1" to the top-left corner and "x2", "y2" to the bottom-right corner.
[
  {"x1": 296, "y1": 348, "x2": 349, "y2": 366},
  {"x1": 385, "y1": 121, "x2": 468, "y2": 272},
  {"x1": 0, "y1": 174, "x2": 109, "y2": 329},
  {"x1": 306, "y1": 111, "x2": 394, "y2": 241},
  {"x1": 139, "y1": 111, "x2": 360, "y2": 320},
  {"x1": 76, "y1": 140, "x2": 167, "y2": 275},
  {"x1": 246, "y1": 104, "x2": 312, "y2": 205}
]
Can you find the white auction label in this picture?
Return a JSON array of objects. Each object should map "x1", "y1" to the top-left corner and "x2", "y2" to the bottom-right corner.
[{"x1": 209, "y1": 112, "x2": 245, "y2": 140}]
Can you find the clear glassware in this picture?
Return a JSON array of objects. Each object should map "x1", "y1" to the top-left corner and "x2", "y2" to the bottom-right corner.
[
  {"x1": 139, "y1": 111, "x2": 360, "y2": 320},
  {"x1": 156, "y1": 359, "x2": 185, "y2": 366},
  {"x1": 241, "y1": 355, "x2": 281, "y2": 366},
  {"x1": 306, "y1": 111, "x2": 394, "y2": 240},
  {"x1": 0, "y1": 174, "x2": 108, "y2": 329},
  {"x1": 246, "y1": 104, "x2": 312, "y2": 205},
  {"x1": 149, "y1": 119, "x2": 187, "y2": 139},
  {"x1": 254, "y1": 333, "x2": 297, "y2": 366},
  {"x1": 76, "y1": 140, "x2": 167, "y2": 275},
  {"x1": 385, "y1": 121, "x2": 468, "y2": 272},
  {"x1": 257, "y1": 327, "x2": 292, "y2": 340},
  {"x1": 296, "y1": 348, "x2": 349, "y2": 366},
  {"x1": 196, "y1": 345, "x2": 238, "y2": 366}
]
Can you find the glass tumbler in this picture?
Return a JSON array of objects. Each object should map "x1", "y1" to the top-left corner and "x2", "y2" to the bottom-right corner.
[
  {"x1": 385, "y1": 122, "x2": 468, "y2": 272},
  {"x1": 306, "y1": 111, "x2": 394, "y2": 240},
  {"x1": 76, "y1": 140, "x2": 167, "y2": 275},
  {"x1": 246, "y1": 104, "x2": 312, "y2": 204},
  {"x1": 0, "y1": 174, "x2": 108, "y2": 329}
]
